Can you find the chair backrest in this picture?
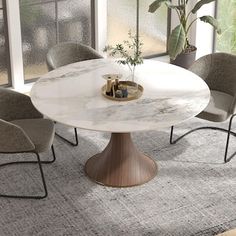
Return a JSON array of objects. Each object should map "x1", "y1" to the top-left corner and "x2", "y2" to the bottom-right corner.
[
  {"x1": 0, "y1": 88, "x2": 42, "y2": 121},
  {"x1": 189, "y1": 53, "x2": 236, "y2": 96},
  {"x1": 46, "y1": 42, "x2": 103, "y2": 71},
  {"x1": 0, "y1": 119, "x2": 35, "y2": 153}
]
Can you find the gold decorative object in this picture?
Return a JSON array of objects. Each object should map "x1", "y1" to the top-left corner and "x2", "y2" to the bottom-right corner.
[
  {"x1": 101, "y1": 80, "x2": 144, "y2": 101},
  {"x1": 102, "y1": 74, "x2": 122, "y2": 81}
]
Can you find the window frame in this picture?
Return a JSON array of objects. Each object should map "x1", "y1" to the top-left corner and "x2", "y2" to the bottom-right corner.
[
  {"x1": 212, "y1": 0, "x2": 218, "y2": 53},
  {"x1": 97, "y1": 0, "x2": 171, "y2": 59},
  {"x1": 144, "y1": 6, "x2": 171, "y2": 59},
  {"x1": 5, "y1": 0, "x2": 171, "y2": 90},
  {"x1": 20, "y1": 0, "x2": 96, "y2": 83},
  {"x1": 0, "y1": 0, "x2": 12, "y2": 87},
  {"x1": 137, "y1": 0, "x2": 171, "y2": 58}
]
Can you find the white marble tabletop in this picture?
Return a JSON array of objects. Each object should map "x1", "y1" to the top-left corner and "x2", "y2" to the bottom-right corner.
[{"x1": 31, "y1": 59, "x2": 210, "y2": 133}]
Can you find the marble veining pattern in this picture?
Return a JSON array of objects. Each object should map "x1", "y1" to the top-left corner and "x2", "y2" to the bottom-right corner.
[{"x1": 31, "y1": 59, "x2": 210, "y2": 133}]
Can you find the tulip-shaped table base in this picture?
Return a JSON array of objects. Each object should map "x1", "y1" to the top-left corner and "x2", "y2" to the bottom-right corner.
[{"x1": 85, "y1": 133, "x2": 158, "y2": 187}]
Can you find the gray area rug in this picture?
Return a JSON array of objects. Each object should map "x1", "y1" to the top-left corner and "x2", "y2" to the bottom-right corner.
[{"x1": 0, "y1": 118, "x2": 236, "y2": 236}]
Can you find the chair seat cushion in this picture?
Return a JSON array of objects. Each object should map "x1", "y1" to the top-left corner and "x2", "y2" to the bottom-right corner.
[
  {"x1": 197, "y1": 90, "x2": 233, "y2": 122},
  {"x1": 11, "y1": 118, "x2": 55, "y2": 153}
]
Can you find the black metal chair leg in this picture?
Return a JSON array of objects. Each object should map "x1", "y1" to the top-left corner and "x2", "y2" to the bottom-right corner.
[
  {"x1": 0, "y1": 152, "x2": 48, "y2": 199},
  {"x1": 33, "y1": 145, "x2": 56, "y2": 164},
  {"x1": 50, "y1": 145, "x2": 56, "y2": 163},
  {"x1": 224, "y1": 114, "x2": 236, "y2": 163},
  {"x1": 170, "y1": 126, "x2": 175, "y2": 144},
  {"x1": 40, "y1": 145, "x2": 56, "y2": 164},
  {"x1": 0, "y1": 145, "x2": 56, "y2": 168},
  {"x1": 170, "y1": 114, "x2": 236, "y2": 163},
  {"x1": 32, "y1": 145, "x2": 56, "y2": 164},
  {"x1": 56, "y1": 127, "x2": 78, "y2": 146},
  {"x1": 35, "y1": 153, "x2": 48, "y2": 199}
]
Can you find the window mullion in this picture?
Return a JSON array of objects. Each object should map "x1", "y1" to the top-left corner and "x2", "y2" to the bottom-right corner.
[
  {"x1": 94, "y1": 0, "x2": 107, "y2": 55},
  {"x1": 55, "y1": 0, "x2": 59, "y2": 44},
  {"x1": 6, "y1": 0, "x2": 24, "y2": 90}
]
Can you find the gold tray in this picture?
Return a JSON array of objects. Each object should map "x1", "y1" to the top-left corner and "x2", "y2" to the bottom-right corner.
[{"x1": 101, "y1": 81, "x2": 144, "y2": 101}]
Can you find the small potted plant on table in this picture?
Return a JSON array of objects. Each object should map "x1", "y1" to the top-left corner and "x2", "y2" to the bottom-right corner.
[
  {"x1": 104, "y1": 31, "x2": 143, "y2": 83},
  {"x1": 149, "y1": 0, "x2": 221, "y2": 68},
  {"x1": 102, "y1": 31, "x2": 144, "y2": 101}
]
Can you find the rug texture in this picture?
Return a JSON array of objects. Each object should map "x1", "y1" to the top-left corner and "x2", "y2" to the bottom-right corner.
[{"x1": 0, "y1": 118, "x2": 236, "y2": 236}]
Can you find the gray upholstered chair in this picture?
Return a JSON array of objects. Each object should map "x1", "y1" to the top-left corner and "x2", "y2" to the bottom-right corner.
[
  {"x1": 170, "y1": 53, "x2": 236, "y2": 163},
  {"x1": 0, "y1": 88, "x2": 56, "y2": 199},
  {"x1": 46, "y1": 42, "x2": 103, "y2": 146}
]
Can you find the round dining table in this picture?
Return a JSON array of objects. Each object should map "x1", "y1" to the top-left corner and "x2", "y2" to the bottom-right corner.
[{"x1": 31, "y1": 59, "x2": 210, "y2": 187}]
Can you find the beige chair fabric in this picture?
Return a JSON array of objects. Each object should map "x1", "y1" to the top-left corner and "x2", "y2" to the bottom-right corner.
[
  {"x1": 0, "y1": 87, "x2": 42, "y2": 121},
  {"x1": 170, "y1": 53, "x2": 236, "y2": 163},
  {"x1": 0, "y1": 88, "x2": 55, "y2": 153},
  {"x1": 189, "y1": 53, "x2": 236, "y2": 122},
  {"x1": 46, "y1": 42, "x2": 103, "y2": 71},
  {"x1": 0, "y1": 119, "x2": 35, "y2": 153},
  {"x1": 0, "y1": 88, "x2": 55, "y2": 199},
  {"x1": 197, "y1": 90, "x2": 233, "y2": 122},
  {"x1": 11, "y1": 119, "x2": 55, "y2": 153}
]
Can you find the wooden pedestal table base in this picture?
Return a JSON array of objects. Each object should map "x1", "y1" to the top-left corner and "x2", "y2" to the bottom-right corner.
[{"x1": 85, "y1": 133, "x2": 158, "y2": 187}]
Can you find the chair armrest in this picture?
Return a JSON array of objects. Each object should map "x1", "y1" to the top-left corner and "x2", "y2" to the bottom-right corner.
[
  {"x1": 0, "y1": 88, "x2": 43, "y2": 121},
  {"x1": 0, "y1": 119, "x2": 35, "y2": 153},
  {"x1": 81, "y1": 45, "x2": 103, "y2": 60}
]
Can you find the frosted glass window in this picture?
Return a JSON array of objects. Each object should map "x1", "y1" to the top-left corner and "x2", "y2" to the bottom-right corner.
[
  {"x1": 20, "y1": 0, "x2": 92, "y2": 81},
  {"x1": 20, "y1": 1, "x2": 56, "y2": 81},
  {"x1": 107, "y1": 0, "x2": 169, "y2": 57},
  {"x1": 58, "y1": 0, "x2": 91, "y2": 43},
  {"x1": 107, "y1": 0, "x2": 136, "y2": 45},
  {"x1": 216, "y1": 0, "x2": 236, "y2": 54},
  {"x1": 139, "y1": 1, "x2": 168, "y2": 56}
]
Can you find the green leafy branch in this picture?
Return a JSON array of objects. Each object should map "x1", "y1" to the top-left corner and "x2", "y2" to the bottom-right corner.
[{"x1": 104, "y1": 31, "x2": 143, "y2": 73}]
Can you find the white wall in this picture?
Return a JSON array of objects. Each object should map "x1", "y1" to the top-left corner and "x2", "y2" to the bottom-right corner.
[{"x1": 196, "y1": 2, "x2": 216, "y2": 58}]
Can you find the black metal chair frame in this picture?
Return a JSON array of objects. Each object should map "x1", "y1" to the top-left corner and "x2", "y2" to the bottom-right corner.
[
  {"x1": 55, "y1": 127, "x2": 78, "y2": 146},
  {"x1": 170, "y1": 114, "x2": 236, "y2": 163},
  {"x1": 0, "y1": 145, "x2": 56, "y2": 199}
]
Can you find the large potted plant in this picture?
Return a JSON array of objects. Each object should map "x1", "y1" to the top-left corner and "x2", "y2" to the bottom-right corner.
[{"x1": 149, "y1": 0, "x2": 221, "y2": 68}]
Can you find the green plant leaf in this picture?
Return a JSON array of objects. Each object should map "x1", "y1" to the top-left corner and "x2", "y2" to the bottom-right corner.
[
  {"x1": 200, "y1": 15, "x2": 222, "y2": 34},
  {"x1": 192, "y1": 0, "x2": 216, "y2": 14},
  {"x1": 148, "y1": 0, "x2": 170, "y2": 13},
  {"x1": 165, "y1": 2, "x2": 184, "y2": 11},
  {"x1": 104, "y1": 31, "x2": 143, "y2": 68},
  {"x1": 168, "y1": 24, "x2": 186, "y2": 60}
]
